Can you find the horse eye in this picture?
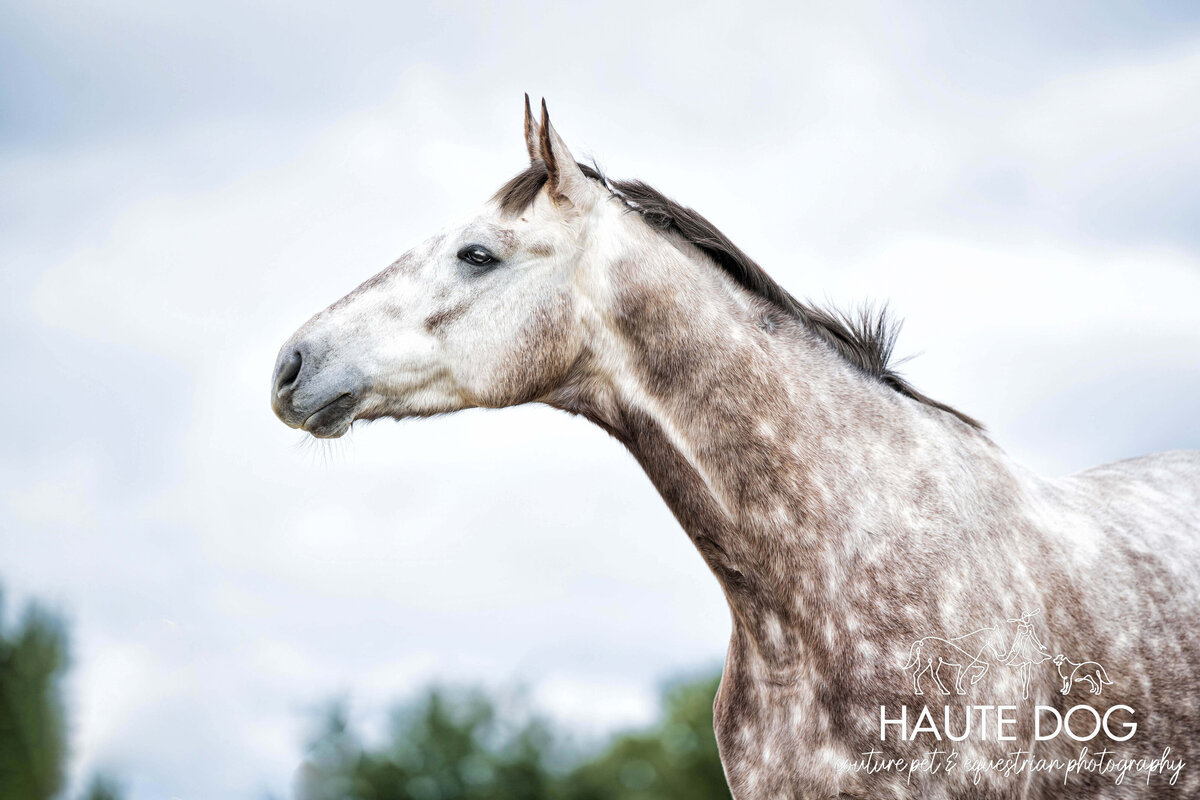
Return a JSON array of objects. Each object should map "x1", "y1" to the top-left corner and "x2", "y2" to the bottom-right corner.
[{"x1": 458, "y1": 245, "x2": 496, "y2": 266}]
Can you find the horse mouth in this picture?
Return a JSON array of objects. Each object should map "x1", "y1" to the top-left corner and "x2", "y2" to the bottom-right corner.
[{"x1": 302, "y1": 393, "x2": 357, "y2": 438}]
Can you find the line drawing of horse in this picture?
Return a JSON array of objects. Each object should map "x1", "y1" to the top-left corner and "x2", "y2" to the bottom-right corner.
[
  {"x1": 1055, "y1": 654, "x2": 1113, "y2": 695},
  {"x1": 902, "y1": 609, "x2": 1091, "y2": 702},
  {"x1": 902, "y1": 627, "x2": 997, "y2": 695},
  {"x1": 268, "y1": 98, "x2": 1200, "y2": 799}
]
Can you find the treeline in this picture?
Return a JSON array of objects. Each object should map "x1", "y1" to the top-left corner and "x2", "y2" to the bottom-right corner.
[
  {"x1": 296, "y1": 675, "x2": 731, "y2": 800},
  {"x1": 0, "y1": 589, "x2": 730, "y2": 800}
]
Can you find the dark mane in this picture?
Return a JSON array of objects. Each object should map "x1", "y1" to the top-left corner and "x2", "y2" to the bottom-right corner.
[{"x1": 494, "y1": 162, "x2": 982, "y2": 430}]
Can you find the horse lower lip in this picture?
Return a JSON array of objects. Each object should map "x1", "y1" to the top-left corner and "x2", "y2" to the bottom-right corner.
[{"x1": 302, "y1": 394, "x2": 355, "y2": 436}]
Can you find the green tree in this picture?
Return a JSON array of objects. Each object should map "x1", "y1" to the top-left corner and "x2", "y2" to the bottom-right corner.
[
  {"x1": 0, "y1": 601, "x2": 68, "y2": 800},
  {"x1": 297, "y1": 673, "x2": 731, "y2": 800},
  {"x1": 77, "y1": 775, "x2": 123, "y2": 800},
  {"x1": 0, "y1": 593, "x2": 126, "y2": 800},
  {"x1": 559, "y1": 674, "x2": 730, "y2": 800},
  {"x1": 297, "y1": 688, "x2": 557, "y2": 800}
]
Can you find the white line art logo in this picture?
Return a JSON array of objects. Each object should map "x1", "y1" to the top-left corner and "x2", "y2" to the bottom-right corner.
[
  {"x1": 901, "y1": 608, "x2": 1112, "y2": 700},
  {"x1": 901, "y1": 628, "x2": 996, "y2": 696},
  {"x1": 994, "y1": 608, "x2": 1052, "y2": 700},
  {"x1": 1054, "y1": 654, "x2": 1113, "y2": 696}
]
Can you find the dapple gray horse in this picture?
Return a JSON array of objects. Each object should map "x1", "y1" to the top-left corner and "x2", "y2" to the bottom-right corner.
[{"x1": 271, "y1": 98, "x2": 1200, "y2": 798}]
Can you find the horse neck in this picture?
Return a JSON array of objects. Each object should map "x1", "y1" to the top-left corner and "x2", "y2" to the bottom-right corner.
[{"x1": 550, "y1": 224, "x2": 1015, "y2": 669}]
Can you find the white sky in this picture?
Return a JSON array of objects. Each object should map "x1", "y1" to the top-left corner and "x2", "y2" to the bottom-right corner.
[{"x1": 3, "y1": 2, "x2": 1199, "y2": 798}]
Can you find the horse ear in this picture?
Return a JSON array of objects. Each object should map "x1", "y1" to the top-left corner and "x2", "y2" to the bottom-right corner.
[
  {"x1": 523, "y1": 93, "x2": 541, "y2": 164},
  {"x1": 539, "y1": 99, "x2": 592, "y2": 208}
]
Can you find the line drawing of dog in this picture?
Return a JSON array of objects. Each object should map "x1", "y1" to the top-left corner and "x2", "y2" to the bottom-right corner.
[{"x1": 1054, "y1": 654, "x2": 1113, "y2": 695}]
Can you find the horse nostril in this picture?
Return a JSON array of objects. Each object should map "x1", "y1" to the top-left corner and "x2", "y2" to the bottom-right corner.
[{"x1": 275, "y1": 350, "x2": 303, "y2": 396}]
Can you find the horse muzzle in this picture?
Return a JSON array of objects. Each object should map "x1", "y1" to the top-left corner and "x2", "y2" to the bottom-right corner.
[{"x1": 270, "y1": 339, "x2": 364, "y2": 438}]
